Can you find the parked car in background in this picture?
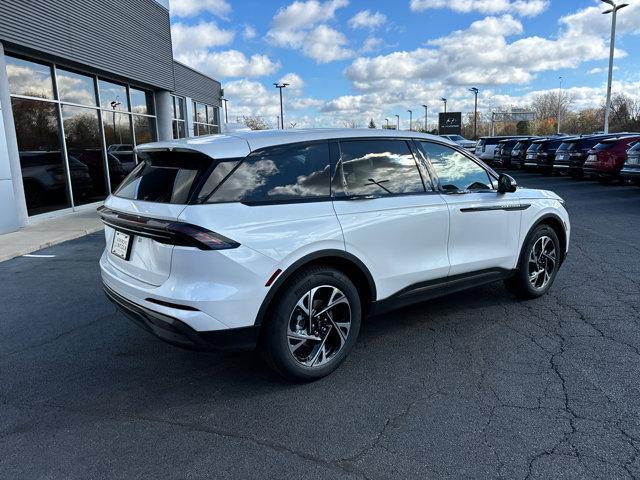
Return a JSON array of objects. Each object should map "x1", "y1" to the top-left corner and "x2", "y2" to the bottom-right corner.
[
  {"x1": 99, "y1": 128, "x2": 570, "y2": 380},
  {"x1": 553, "y1": 134, "x2": 622, "y2": 178},
  {"x1": 439, "y1": 134, "x2": 476, "y2": 152},
  {"x1": 525, "y1": 138, "x2": 568, "y2": 174},
  {"x1": 510, "y1": 138, "x2": 540, "y2": 169},
  {"x1": 621, "y1": 141, "x2": 640, "y2": 185},
  {"x1": 494, "y1": 137, "x2": 537, "y2": 169},
  {"x1": 475, "y1": 136, "x2": 529, "y2": 161},
  {"x1": 583, "y1": 136, "x2": 640, "y2": 182}
]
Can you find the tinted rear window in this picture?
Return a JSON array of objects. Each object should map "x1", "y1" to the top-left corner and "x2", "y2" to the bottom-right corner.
[
  {"x1": 207, "y1": 142, "x2": 331, "y2": 204},
  {"x1": 594, "y1": 142, "x2": 615, "y2": 152},
  {"x1": 115, "y1": 151, "x2": 238, "y2": 204},
  {"x1": 556, "y1": 143, "x2": 571, "y2": 152}
]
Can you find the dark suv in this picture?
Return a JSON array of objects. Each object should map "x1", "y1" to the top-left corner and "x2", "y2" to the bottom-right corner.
[
  {"x1": 621, "y1": 142, "x2": 640, "y2": 185},
  {"x1": 583, "y1": 136, "x2": 640, "y2": 181},
  {"x1": 510, "y1": 138, "x2": 539, "y2": 169},
  {"x1": 525, "y1": 138, "x2": 567, "y2": 174},
  {"x1": 494, "y1": 138, "x2": 536, "y2": 168},
  {"x1": 553, "y1": 134, "x2": 623, "y2": 178}
]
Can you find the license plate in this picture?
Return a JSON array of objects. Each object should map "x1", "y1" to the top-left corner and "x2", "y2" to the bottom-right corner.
[
  {"x1": 587, "y1": 155, "x2": 596, "y2": 162},
  {"x1": 557, "y1": 154, "x2": 565, "y2": 160},
  {"x1": 111, "y1": 231, "x2": 132, "y2": 260},
  {"x1": 527, "y1": 154, "x2": 534, "y2": 159},
  {"x1": 628, "y1": 156, "x2": 639, "y2": 165}
]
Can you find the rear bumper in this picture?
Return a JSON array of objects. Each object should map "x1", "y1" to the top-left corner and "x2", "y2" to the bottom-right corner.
[
  {"x1": 621, "y1": 167, "x2": 640, "y2": 181},
  {"x1": 104, "y1": 283, "x2": 259, "y2": 351}
]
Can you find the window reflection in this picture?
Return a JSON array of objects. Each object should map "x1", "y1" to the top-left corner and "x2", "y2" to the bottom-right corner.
[
  {"x1": 419, "y1": 142, "x2": 492, "y2": 191},
  {"x1": 130, "y1": 88, "x2": 152, "y2": 115},
  {"x1": 337, "y1": 140, "x2": 425, "y2": 196},
  {"x1": 56, "y1": 68, "x2": 96, "y2": 106},
  {"x1": 133, "y1": 115, "x2": 155, "y2": 145},
  {"x1": 209, "y1": 143, "x2": 330, "y2": 203},
  {"x1": 6, "y1": 56, "x2": 54, "y2": 99},
  {"x1": 61, "y1": 105, "x2": 108, "y2": 206},
  {"x1": 103, "y1": 112, "x2": 134, "y2": 190},
  {"x1": 173, "y1": 120, "x2": 186, "y2": 139},
  {"x1": 12, "y1": 98, "x2": 70, "y2": 215},
  {"x1": 98, "y1": 80, "x2": 128, "y2": 111}
]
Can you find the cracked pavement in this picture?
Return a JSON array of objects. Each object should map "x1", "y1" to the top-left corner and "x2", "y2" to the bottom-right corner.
[{"x1": 1, "y1": 171, "x2": 639, "y2": 479}]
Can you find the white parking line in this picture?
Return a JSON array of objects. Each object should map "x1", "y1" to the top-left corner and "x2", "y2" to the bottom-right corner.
[{"x1": 22, "y1": 254, "x2": 57, "y2": 258}]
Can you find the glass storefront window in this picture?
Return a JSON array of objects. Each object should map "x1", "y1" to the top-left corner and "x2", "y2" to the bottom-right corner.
[
  {"x1": 173, "y1": 120, "x2": 186, "y2": 139},
  {"x1": 103, "y1": 112, "x2": 134, "y2": 190},
  {"x1": 174, "y1": 96, "x2": 185, "y2": 120},
  {"x1": 133, "y1": 115, "x2": 155, "y2": 146},
  {"x1": 61, "y1": 106, "x2": 107, "y2": 206},
  {"x1": 98, "y1": 80, "x2": 128, "y2": 111},
  {"x1": 5, "y1": 56, "x2": 54, "y2": 99},
  {"x1": 11, "y1": 98, "x2": 70, "y2": 215},
  {"x1": 194, "y1": 102, "x2": 206, "y2": 123},
  {"x1": 56, "y1": 68, "x2": 97, "y2": 106},
  {"x1": 130, "y1": 88, "x2": 153, "y2": 115}
]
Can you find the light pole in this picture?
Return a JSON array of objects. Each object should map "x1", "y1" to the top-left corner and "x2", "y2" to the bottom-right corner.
[
  {"x1": 602, "y1": 0, "x2": 628, "y2": 134},
  {"x1": 440, "y1": 98, "x2": 447, "y2": 134},
  {"x1": 422, "y1": 105, "x2": 428, "y2": 133},
  {"x1": 557, "y1": 77, "x2": 563, "y2": 135},
  {"x1": 407, "y1": 109, "x2": 413, "y2": 131},
  {"x1": 110, "y1": 99, "x2": 121, "y2": 142},
  {"x1": 273, "y1": 82, "x2": 289, "y2": 129},
  {"x1": 385, "y1": 118, "x2": 389, "y2": 129},
  {"x1": 441, "y1": 98, "x2": 447, "y2": 114},
  {"x1": 468, "y1": 88, "x2": 478, "y2": 139},
  {"x1": 395, "y1": 114, "x2": 400, "y2": 130},
  {"x1": 221, "y1": 98, "x2": 229, "y2": 124}
]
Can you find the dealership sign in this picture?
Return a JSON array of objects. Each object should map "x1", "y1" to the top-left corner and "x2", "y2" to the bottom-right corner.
[{"x1": 438, "y1": 112, "x2": 462, "y2": 135}]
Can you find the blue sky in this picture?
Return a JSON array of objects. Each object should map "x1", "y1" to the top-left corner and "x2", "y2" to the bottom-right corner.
[{"x1": 168, "y1": 0, "x2": 640, "y2": 128}]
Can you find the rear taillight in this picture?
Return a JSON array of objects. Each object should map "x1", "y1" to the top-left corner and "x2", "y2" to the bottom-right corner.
[{"x1": 97, "y1": 207, "x2": 239, "y2": 251}]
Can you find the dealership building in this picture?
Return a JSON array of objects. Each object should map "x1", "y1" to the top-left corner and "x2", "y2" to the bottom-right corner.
[{"x1": 0, "y1": 0, "x2": 223, "y2": 234}]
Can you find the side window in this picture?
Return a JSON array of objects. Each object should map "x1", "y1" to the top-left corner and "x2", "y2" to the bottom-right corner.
[
  {"x1": 208, "y1": 142, "x2": 330, "y2": 203},
  {"x1": 419, "y1": 142, "x2": 493, "y2": 192},
  {"x1": 335, "y1": 140, "x2": 425, "y2": 197}
]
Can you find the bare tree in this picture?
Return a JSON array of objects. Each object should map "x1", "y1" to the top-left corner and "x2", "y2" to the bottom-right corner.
[
  {"x1": 242, "y1": 116, "x2": 271, "y2": 130},
  {"x1": 343, "y1": 120, "x2": 360, "y2": 128}
]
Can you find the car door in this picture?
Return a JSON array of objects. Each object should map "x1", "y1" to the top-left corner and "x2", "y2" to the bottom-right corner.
[
  {"x1": 330, "y1": 138, "x2": 450, "y2": 301},
  {"x1": 416, "y1": 140, "x2": 523, "y2": 277}
]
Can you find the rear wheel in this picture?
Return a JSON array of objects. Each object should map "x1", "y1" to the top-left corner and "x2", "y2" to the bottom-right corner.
[
  {"x1": 260, "y1": 266, "x2": 361, "y2": 381},
  {"x1": 505, "y1": 225, "x2": 561, "y2": 299}
]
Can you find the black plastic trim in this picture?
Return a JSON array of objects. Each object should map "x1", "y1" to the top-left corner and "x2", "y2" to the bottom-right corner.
[
  {"x1": 253, "y1": 249, "x2": 376, "y2": 326},
  {"x1": 104, "y1": 283, "x2": 258, "y2": 351},
  {"x1": 461, "y1": 204, "x2": 531, "y2": 213},
  {"x1": 371, "y1": 268, "x2": 514, "y2": 316}
]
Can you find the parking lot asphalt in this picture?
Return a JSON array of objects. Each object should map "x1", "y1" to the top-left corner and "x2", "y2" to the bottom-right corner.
[{"x1": 1, "y1": 171, "x2": 639, "y2": 480}]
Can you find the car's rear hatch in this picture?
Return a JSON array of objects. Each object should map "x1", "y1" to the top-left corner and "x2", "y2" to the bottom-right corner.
[{"x1": 100, "y1": 142, "x2": 247, "y2": 286}]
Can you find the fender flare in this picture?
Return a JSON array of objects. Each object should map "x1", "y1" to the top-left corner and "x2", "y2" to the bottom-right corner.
[
  {"x1": 517, "y1": 212, "x2": 568, "y2": 268},
  {"x1": 253, "y1": 249, "x2": 376, "y2": 326}
]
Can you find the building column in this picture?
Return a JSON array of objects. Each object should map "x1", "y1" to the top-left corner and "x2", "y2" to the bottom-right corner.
[
  {"x1": 185, "y1": 97, "x2": 194, "y2": 138},
  {"x1": 0, "y1": 42, "x2": 27, "y2": 233},
  {"x1": 154, "y1": 90, "x2": 173, "y2": 141}
]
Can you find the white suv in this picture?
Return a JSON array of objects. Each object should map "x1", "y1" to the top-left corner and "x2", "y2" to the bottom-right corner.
[{"x1": 99, "y1": 129, "x2": 570, "y2": 380}]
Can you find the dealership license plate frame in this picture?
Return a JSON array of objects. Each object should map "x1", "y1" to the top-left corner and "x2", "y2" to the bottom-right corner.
[{"x1": 111, "y1": 231, "x2": 132, "y2": 261}]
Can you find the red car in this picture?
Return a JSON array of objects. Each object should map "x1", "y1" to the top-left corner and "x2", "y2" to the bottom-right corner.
[{"x1": 583, "y1": 136, "x2": 640, "y2": 181}]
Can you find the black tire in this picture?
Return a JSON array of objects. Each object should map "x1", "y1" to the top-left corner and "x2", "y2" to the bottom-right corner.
[
  {"x1": 504, "y1": 225, "x2": 561, "y2": 299},
  {"x1": 260, "y1": 266, "x2": 361, "y2": 381}
]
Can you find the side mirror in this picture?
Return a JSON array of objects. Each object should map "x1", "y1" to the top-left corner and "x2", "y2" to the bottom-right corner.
[{"x1": 497, "y1": 173, "x2": 517, "y2": 194}]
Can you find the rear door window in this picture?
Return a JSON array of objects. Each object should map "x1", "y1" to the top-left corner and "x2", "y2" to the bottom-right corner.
[
  {"x1": 334, "y1": 140, "x2": 426, "y2": 197},
  {"x1": 208, "y1": 142, "x2": 331, "y2": 204}
]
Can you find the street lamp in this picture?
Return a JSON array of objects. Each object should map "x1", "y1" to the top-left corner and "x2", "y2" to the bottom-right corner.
[
  {"x1": 395, "y1": 114, "x2": 400, "y2": 130},
  {"x1": 385, "y1": 118, "x2": 390, "y2": 129},
  {"x1": 407, "y1": 109, "x2": 413, "y2": 131},
  {"x1": 422, "y1": 105, "x2": 428, "y2": 133},
  {"x1": 468, "y1": 88, "x2": 479, "y2": 139},
  {"x1": 273, "y1": 83, "x2": 289, "y2": 129},
  {"x1": 601, "y1": 0, "x2": 628, "y2": 134},
  {"x1": 557, "y1": 77, "x2": 563, "y2": 135},
  {"x1": 441, "y1": 98, "x2": 447, "y2": 114},
  {"x1": 110, "y1": 99, "x2": 121, "y2": 142}
]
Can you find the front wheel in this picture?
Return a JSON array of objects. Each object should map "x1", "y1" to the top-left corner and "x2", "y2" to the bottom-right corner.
[
  {"x1": 505, "y1": 225, "x2": 561, "y2": 299},
  {"x1": 260, "y1": 266, "x2": 361, "y2": 381}
]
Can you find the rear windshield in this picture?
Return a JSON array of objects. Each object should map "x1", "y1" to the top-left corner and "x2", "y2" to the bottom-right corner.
[
  {"x1": 527, "y1": 143, "x2": 541, "y2": 153},
  {"x1": 114, "y1": 150, "x2": 239, "y2": 204},
  {"x1": 594, "y1": 142, "x2": 615, "y2": 152},
  {"x1": 629, "y1": 142, "x2": 640, "y2": 153},
  {"x1": 556, "y1": 142, "x2": 572, "y2": 152}
]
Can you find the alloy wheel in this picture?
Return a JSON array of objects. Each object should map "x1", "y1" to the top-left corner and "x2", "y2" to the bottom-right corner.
[
  {"x1": 528, "y1": 235, "x2": 556, "y2": 290},
  {"x1": 287, "y1": 285, "x2": 351, "y2": 368}
]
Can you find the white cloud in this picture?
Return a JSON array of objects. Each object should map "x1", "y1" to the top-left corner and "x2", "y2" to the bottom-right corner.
[
  {"x1": 171, "y1": 22, "x2": 234, "y2": 54},
  {"x1": 170, "y1": 0, "x2": 232, "y2": 19},
  {"x1": 348, "y1": 10, "x2": 387, "y2": 30},
  {"x1": 175, "y1": 50, "x2": 280, "y2": 78},
  {"x1": 588, "y1": 66, "x2": 617, "y2": 75},
  {"x1": 242, "y1": 25, "x2": 257, "y2": 40},
  {"x1": 361, "y1": 37, "x2": 383, "y2": 53},
  {"x1": 266, "y1": 0, "x2": 353, "y2": 63},
  {"x1": 409, "y1": 0, "x2": 549, "y2": 17},
  {"x1": 278, "y1": 73, "x2": 305, "y2": 90}
]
